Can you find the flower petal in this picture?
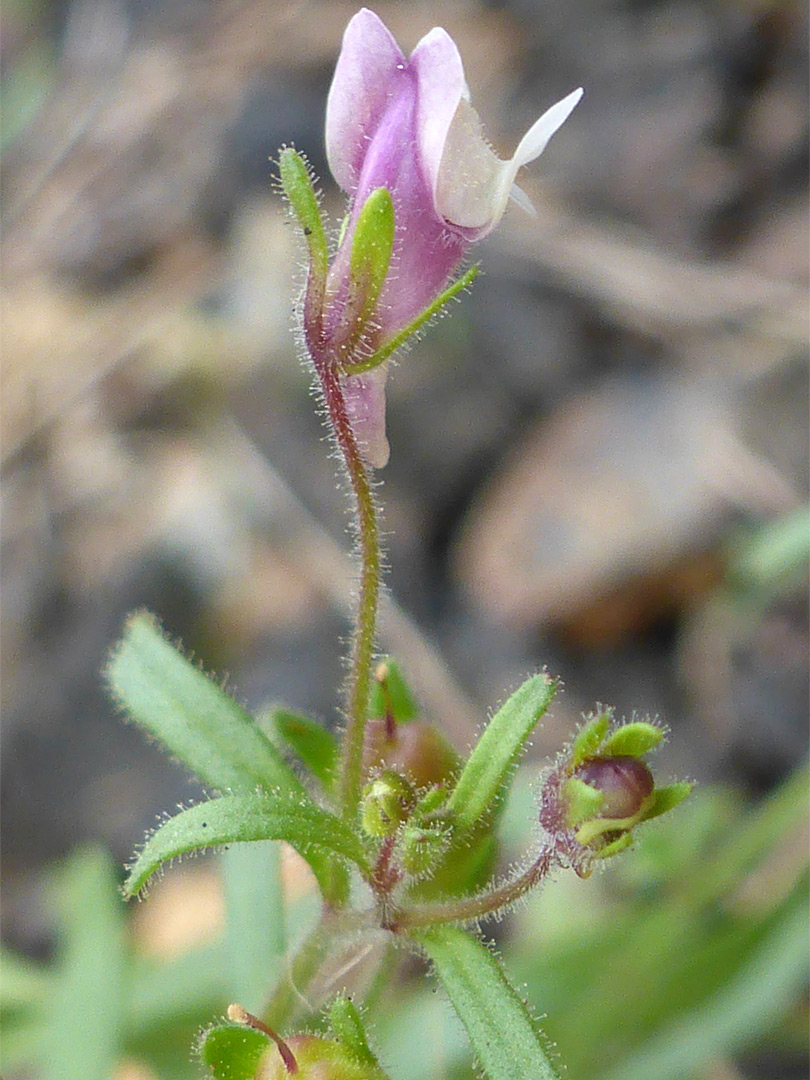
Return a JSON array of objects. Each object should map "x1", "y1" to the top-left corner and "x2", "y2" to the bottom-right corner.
[
  {"x1": 512, "y1": 87, "x2": 583, "y2": 169},
  {"x1": 325, "y1": 8, "x2": 406, "y2": 194},
  {"x1": 342, "y1": 366, "x2": 390, "y2": 469},
  {"x1": 436, "y1": 87, "x2": 583, "y2": 238},
  {"x1": 434, "y1": 98, "x2": 510, "y2": 231},
  {"x1": 410, "y1": 27, "x2": 466, "y2": 211}
]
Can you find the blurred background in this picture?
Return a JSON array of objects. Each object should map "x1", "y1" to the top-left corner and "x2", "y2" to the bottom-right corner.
[{"x1": 1, "y1": 1, "x2": 808, "y2": 1078}]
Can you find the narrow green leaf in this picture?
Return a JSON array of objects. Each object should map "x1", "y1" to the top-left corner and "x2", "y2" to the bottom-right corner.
[
  {"x1": 106, "y1": 612, "x2": 303, "y2": 798},
  {"x1": 46, "y1": 846, "x2": 125, "y2": 1080},
  {"x1": 446, "y1": 674, "x2": 557, "y2": 832},
  {"x1": 199, "y1": 1023, "x2": 268, "y2": 1080},
  {"x1": 223, "y1": 842, "x2": 285, "y2": 1011},
  {"x1": 124, "y1": 793, "x2": 368, "y2": 897},
  {"x1": 343, "y1": 264, "x2": 480, "y2": 375},
  {"x1": 369, "y1": 658, "x2": 419, "y2": 723},
  {"x1": 417, "y1": 926, "x2": 561, "y2": 1080},
  {"x1": 270, "y1": 708, "x2": 337, "y2": 791}
]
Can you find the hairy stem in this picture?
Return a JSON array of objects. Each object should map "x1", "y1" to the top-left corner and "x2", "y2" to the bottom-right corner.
[
  {"x1": 390, "y1": 849, "x2": 554, "y2": 932},
  {"x1": 313, "y1": 355, "x2": 381, "y2": 822}
]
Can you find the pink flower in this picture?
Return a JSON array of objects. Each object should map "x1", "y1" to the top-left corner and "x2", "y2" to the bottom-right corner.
[{"x1": 324, "y1": 8, "x2": 582, "y2": 467}]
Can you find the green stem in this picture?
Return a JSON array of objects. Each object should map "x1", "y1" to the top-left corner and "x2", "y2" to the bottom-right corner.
[
  {"x1": 314, "y1": 356, "x2": 381, "y2": 822},
  {"x1": 391, "y1": 849, "x2": 553, "y2": 932}
]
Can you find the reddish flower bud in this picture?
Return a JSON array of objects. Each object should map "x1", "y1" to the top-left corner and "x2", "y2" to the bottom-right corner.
[{"x1": 573, "y1": 756, "x2": 654, "y2": 821}]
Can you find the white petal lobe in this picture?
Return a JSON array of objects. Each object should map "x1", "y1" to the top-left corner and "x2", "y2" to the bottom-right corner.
[{"x1": 513, "y1": 87, "x2": 584, "y2": 169}]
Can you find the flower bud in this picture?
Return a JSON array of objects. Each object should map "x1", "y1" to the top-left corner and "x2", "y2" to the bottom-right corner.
[
  {"x1": 571, "y1": 756, "x2": 655, "y2": 822},
  {"x1": 538, "y1": 712, "x2": 692, "y2": 870},
  {"x1": 399, "y1": 820, "x2": 451, "y2": 877},
  {"x1": 259, "y1": 1035, "x2": 390, "y2": 1079},
  {"x1": 362, "y1": 718, "x2": 459, "y2": 791},
  {"x1": 360, "y1": 769, "x2": 415, "y2": 838}
]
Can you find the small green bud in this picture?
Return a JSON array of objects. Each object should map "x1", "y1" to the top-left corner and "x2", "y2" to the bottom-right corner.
[
  {"x1": 599, "y1": 721, "x2": 663, "y2": 759},
  {"x1": 263, "y1": 1035, "x2": 391, "y2": 1079},
  {"x1": 361, "y1": 770, "x2": 415, "y2": 838},
  {"x1": 220, "y1": 1004, "x2": 391, "y2": 1079},
  {"x1": 399, "y1": 820, "x2": 451, "y2": 876}
]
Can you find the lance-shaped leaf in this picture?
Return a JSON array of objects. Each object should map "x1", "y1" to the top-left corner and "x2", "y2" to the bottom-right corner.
[
  {"x1": 446, "y1": 673, "x2": 557, "y2": 832},
  {"x1": 416, "y1": 925, "x2": 561, "y2": 1080},
  {"x1": 107, "y1": 613, "x2": 303, "y2": 798},
  {"x1": 124, "y1": 793, "x2": 370, "y2": 898}
]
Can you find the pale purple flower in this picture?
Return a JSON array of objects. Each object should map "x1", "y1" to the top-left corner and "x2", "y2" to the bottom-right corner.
[{"x1": 324, "y1": 8, "x2": 582, "y2": 467}]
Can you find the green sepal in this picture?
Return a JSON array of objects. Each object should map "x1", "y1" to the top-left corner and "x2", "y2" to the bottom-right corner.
[
  {"x1": 329, "y1": 996, "x2": 380, "y2": 1068},
  {"x1": 600, "y1": 721, "x2": 664, "y2": 759},
  {"x1": 343, "y1": 264, "x2": 479, "y2": 376},
  {"x1": 641, "y1": 781, "x2": 694, "y2": 821},
  {"x1": 563, "y1": 777, "x2": 605, "y2": 827},
  {"x1": 199, "y1": 1022, "x2": 268, "y2": 1080},
  {"x1": 340, "y1": 187, "x2": 394, "y2": 351},
  {"x1": 591, "y1": 830, "x2": 635, "y2": 860},
  {"x1": 570, "y1": 710, "x2": 611, "y2": 767},
  {"x1": 574, "y1": 808, "x2": 648, "y2": 848},
  {"x1": 415, "y1": 785, "x2": 449, "y2": 816},
  {"x1": 278, "y1": 146, "x2": 328, "y2": 291},
  {"x1": 369, "y1": 657, "x2": 419, "y2": 723},
  {"x1": 123, "y1": 793, "x2": 369, "y2": 898},
  {"x1": 446, "y1": 673, "x2": 557, "y2": 833},
  {"x1": 269, "y1": 708, "x2": 338, "y2": 792}
]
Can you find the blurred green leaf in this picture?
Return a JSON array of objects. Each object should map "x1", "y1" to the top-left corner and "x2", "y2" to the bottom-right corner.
[
  {"x1": 199, "y1": 1023, "x2": 268, "y2": 1079},
  {"x1": 45, "y1": 846, "x2": 126, "y2": 1080},
  {"x1": 223, "y1": 842, "x2": 285, "y2": 1012},
  {"x1": 417, "y1": 925, "x2": 561, "y2": 1080},
  {"x1": 512, "y1": 767, "x2": 809, "y2": 1079},
  {"x1": 124, "y1": 793, "x2": 368, "y2": 897},
  {"x1": 0, "y1": 946, "x2": 51, "y2": 1007},
  {"x1": 729, "y1": 506, "x2": 810, "y2": 596},
  {"x1": 107, "y1": 612, "x2": 303, "y2": 797},
  {"x1": 598, "y1": 877, "x2": 809, "y2": 1080},
  {"x1": 269, "y1": 708, "x2": 338, "y2": 792},
  {"x1": 446, "y1": 673, "x2": 557, "y2": 832}
]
